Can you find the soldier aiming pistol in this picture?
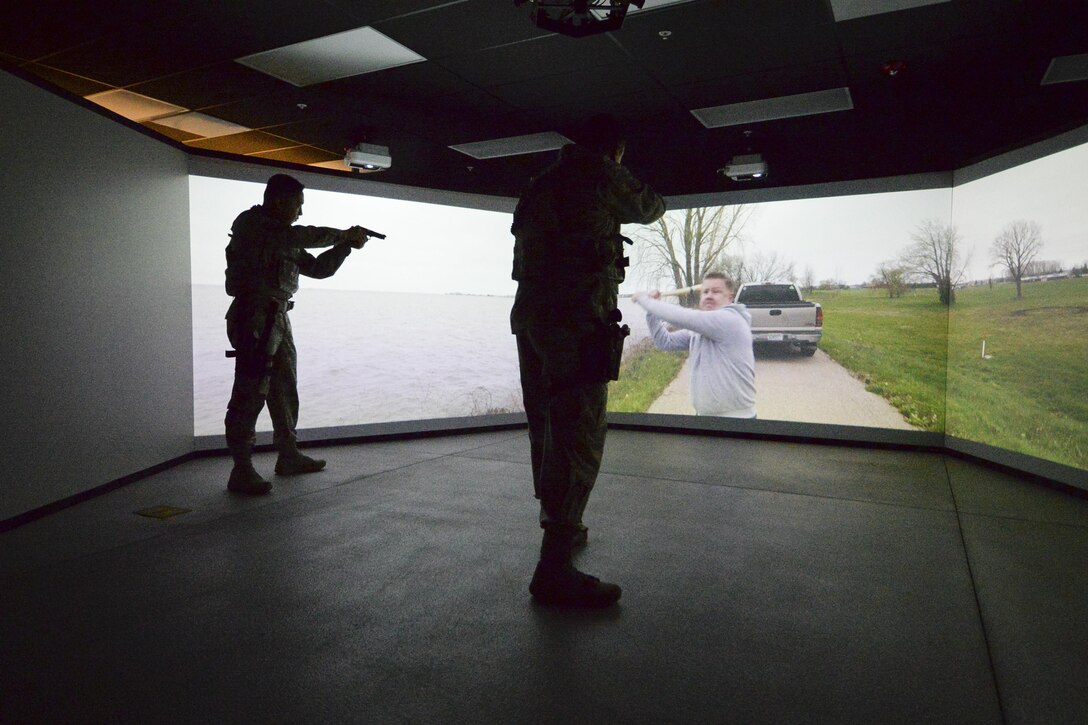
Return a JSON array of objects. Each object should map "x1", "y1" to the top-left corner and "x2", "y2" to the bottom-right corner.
[{"x1": 222, "y1": 173, "x2": 377, "y2": 495}]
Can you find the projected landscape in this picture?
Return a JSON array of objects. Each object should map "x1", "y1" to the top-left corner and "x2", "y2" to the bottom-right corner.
[{"x1": 191, "y1": 140, "x2": 1087, "y2": 472}]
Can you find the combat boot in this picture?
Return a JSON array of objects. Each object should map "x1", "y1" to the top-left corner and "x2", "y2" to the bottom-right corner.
[
  {"x1": 227, "y1": 463, "x2": 271, "y2": 495},
  {"x1": 275, "y1": 443, "x2": 326, "y2": 475},
  {"x1": 529, "y1": 528, "x2": 621, "y2": 608}
]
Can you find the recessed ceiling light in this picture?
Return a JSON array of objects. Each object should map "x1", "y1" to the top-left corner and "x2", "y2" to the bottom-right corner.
[
  {"x1": 1041, "y1": 54, "x2": 1088, "y2": 85},
  {"x1": 450, "y1": 132, "x2": 572, "y2": 159},
  {"x1": 151, "y1": 112, "x2": 250, "y2": 139},
  {"x1": 236, "y1": 26, "x2": 426, "y2": 87},
  {"x1": 829, "y1": 0, "x2": 950, "y2": 22},
  {"x1": 691, "y1": 87, "x2": 854, "y2": 128},
  {"x1": 84, "y1": 89, "x2": 187, "y2": 122}
]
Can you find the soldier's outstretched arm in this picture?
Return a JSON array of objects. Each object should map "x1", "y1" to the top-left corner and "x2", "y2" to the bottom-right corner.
[{"x1": 275, "y1": 224, "x2": 357, "y2": 250}]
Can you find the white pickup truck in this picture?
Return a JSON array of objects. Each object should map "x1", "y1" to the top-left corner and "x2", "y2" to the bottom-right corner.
[{"x1": 735, "y1": 283, "x2": 823, "y2": 356}]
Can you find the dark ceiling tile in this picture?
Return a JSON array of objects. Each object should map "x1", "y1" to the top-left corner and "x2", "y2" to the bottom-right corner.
[
  {"x1": 620, "y1": 0, "x2": 833, "y2": 51},
  {"x1": 315, "y1": 61, "x2": 479, "y2": 104},
  {"x1": 329, "y1": 0, "x2": 465, "y2": 26},
  {"x1": 25, "y1": 64, "x2": 115, "y2": 97},
  {"x1": 435, "y1": 34, "x2": 629, "y2": 89},
  {"x1": 185, "y1": 130, "x2": 298, "y2": 154},
  {"x1": 0, "y1": 1, "x2": 133, "y2": 61},
  {"x1": 181, "y1": 0, "x2": 365, "y2": 60},
  {"x1": 834, "y1": 1, "x2": 965, "y2": 57},
  {"x1": 143, "y1": 121, "x2": 202, "y2": 143},
  {"x1": 437, "y1": 111, "x2": 553, "y2": 148},
  {"x1": 205, "y1": 85, "x2": 341, "y2": 130},
  {"x1": 529, "y1": 88, "x2": 689, "y2": 137},
  {"x1": 35, "y1": 33, "x2": 213, "y2": 89},
  {"x1": 631, "y1": 23, "x2": 841, "y2": 88},
  {"x1": 249, "y1": 145, "x2": 342, "y2": 164},
  {"x1": 488, "y1": 62, "x2": 657, "y2": 110},
  {"x1": 35, "y1": 2, "x2": 366, "y2": 88},
  {"x1": 674, "y1": 61, "x2": 850, "y2": 110},
  {"x1": 375, "y1": 0, "x2": 549, "y2": 60},
  {"x1": 263, "y1": 116, "x2": 367, "y2": 155},
  {"x1": 127, "y1": 62, "x2": 292, "y2": 112}
]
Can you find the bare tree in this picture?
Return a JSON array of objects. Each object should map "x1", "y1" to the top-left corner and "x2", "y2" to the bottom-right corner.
[
  {"x1": 734, "y1": 250, "x2": 796, "y2": 286},
  {"x1": 900, "y1": 219, "x2": 969, "y2": 305},
  {"x1": 635, "y1": 205, "x2": 751, "y2": 306},
  {"x1": 799, "y1": 265, "x2": 816, "y2": 293},
  {"x1": 991, "y1": 220, "x2": 1043, "y2": 298},
  {"x1": 875, "y1": 260, "x2": 908, "y2": 298}
]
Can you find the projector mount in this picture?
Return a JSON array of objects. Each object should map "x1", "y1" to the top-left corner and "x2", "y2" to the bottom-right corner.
[{"x1": 514, "y1": 0, "x2": 646, "y2": 38}]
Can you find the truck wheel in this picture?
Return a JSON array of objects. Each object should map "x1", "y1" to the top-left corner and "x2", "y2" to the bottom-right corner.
[{"x1": 800, "y1": 345, "x2": 818, "y2": 357}]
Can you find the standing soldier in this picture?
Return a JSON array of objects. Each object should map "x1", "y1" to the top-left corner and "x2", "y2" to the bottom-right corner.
[
  {"x1": 224, "y1": 174, "x2": 370, "y2": 495},
  {"x1": 511, "y1": 115, "x2": 666, "y2": 607}
]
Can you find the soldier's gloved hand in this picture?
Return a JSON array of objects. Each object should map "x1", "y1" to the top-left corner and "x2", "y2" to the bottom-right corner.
[{"x1": 345, "y1": 226, "x2": 369, "y2": 249}]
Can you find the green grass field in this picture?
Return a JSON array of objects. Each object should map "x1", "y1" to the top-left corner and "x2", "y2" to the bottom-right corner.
[
  {"x1": 807, "y1": 287, "x2": 949, "y2": 431},
  {"x1": 810, "y1": 278, "x2": 1088, "y2": 470},
  {"x1": 946, "y1": 277, "x2": 1088, "y2": 469},
  {"x1": 607, "y1": 339, "x2": 687, "y2": 413}
]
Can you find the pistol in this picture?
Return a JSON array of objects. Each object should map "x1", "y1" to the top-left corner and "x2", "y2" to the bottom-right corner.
[{"x1": 360, "y1": 226, "x2": 386, "y2": 239}]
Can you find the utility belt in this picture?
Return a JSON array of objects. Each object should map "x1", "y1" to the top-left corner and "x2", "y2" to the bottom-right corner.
[
  {"x1": 225, "y1": 297, "x2": 294, "y2": 395},
  {"x1": 515, "y1": 234, "x2": 632, "y2": 282},
  {"x1": 230, "y1": 296, "x2": 294, "y2": 314}
]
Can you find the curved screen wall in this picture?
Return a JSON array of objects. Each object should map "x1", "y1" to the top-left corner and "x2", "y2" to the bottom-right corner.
[{"x1": 189, "y1": 137, "x2": 1087, "y2": 483}]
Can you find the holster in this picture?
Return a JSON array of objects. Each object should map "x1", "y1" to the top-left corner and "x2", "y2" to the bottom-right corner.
[{"x1": 602, "y1": 309, "x2": 630, "y2": 382}]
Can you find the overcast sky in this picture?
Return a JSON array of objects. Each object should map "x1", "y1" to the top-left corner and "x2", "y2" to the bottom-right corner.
[{"x1": 190, "y1": 141, "x2": 1087, "y2": 293}]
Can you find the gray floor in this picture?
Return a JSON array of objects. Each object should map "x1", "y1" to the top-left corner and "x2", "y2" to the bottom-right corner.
[{"x1": 2, "y1": 429, "x2": 1086, "y2": 724}]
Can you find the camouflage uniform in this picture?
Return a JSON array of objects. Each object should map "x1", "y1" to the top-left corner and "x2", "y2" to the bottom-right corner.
[
  {"x1": 224, "y1": 205, "x2": 355, "y2": 461},
  {"x1": 511, "y1": 143, "x2": 665, "y2": 539}
]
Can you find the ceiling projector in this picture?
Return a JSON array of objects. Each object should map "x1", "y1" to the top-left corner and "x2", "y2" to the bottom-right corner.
[
  {"x1": 345, "y1": 143, "x2": 391, "y2": 171},
  {"x1": 720, "y1": 154, "x2": 768, "y2": 181},
  {"x1": 514, "y1": 0, "x2": 645, "y2": 38}
]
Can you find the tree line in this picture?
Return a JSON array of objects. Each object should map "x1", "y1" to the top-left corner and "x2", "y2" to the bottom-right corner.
[
  {"x1": 634, "y1": 205, "x2": 1057, "y2": 308},
  {"x1": 872, "y1": 218, "x2": 1047, "y2": 303}
]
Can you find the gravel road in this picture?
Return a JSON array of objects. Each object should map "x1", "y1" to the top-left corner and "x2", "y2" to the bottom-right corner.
[{"x1": 646, "y1": 346, "x2": 916, "y2": 429}]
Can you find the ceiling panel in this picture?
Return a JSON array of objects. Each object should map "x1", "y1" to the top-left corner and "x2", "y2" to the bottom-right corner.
[
  {"x1": 622, "y1": 24, "x2": 841, "y2": 88},
  {"x1": 330, "y1": 0, "x2": 465, "y2": 26},
  {"x1": 375, "y1": 0, "x2": 549, "y2": 59},
  {"x1": 672, "y1": 61, "x2": 849, "y2": 110},
  {"x1": 23, "y1": 64, "x2": 114, "y2": 97},
  {"x1": 185, "y1": 130, "x2": 299, "y2": 154},
  {"x1": 0, "y1": 0, "x2": 154, "y2": 61},
  {"x1": 2, "y1": 0, "x2": 1087, "y2": 199},
  {"x1": 249, "y1": 145, "x2": 342, "y2": 165},
  {"x1": 621, "y1": 0, "x2": 832, "y2": 48},
  {"x1": 435, "y1": 34, "x2": 629, "y2": 89},
  {"x1": 488, "y1": 62, "x2": 659, "y2": 110},
  {"x1": 128, "y1": 62, "x2": 292, "y2": 112},
  {"x1": 315, "y1": 62, "x2": 481, "y2": 105},
  {"x1": 203, "y1": 85, "x2": 342, "y2": 130}
]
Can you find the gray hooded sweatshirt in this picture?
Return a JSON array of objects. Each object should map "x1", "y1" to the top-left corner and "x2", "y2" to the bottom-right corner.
[{"x1": 636, "y1": 297, "x2": 756, "y2": 417}]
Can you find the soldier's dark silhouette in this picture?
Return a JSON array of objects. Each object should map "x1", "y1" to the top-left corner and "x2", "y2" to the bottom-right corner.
[{"x1": 511, "y1": 115, "x2": 665, "y2": 606}]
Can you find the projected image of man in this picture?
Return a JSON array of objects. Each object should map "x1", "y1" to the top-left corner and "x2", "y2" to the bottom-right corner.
[{"x1": 633, "y1": 273, "x2": 756, "y2": 418}]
